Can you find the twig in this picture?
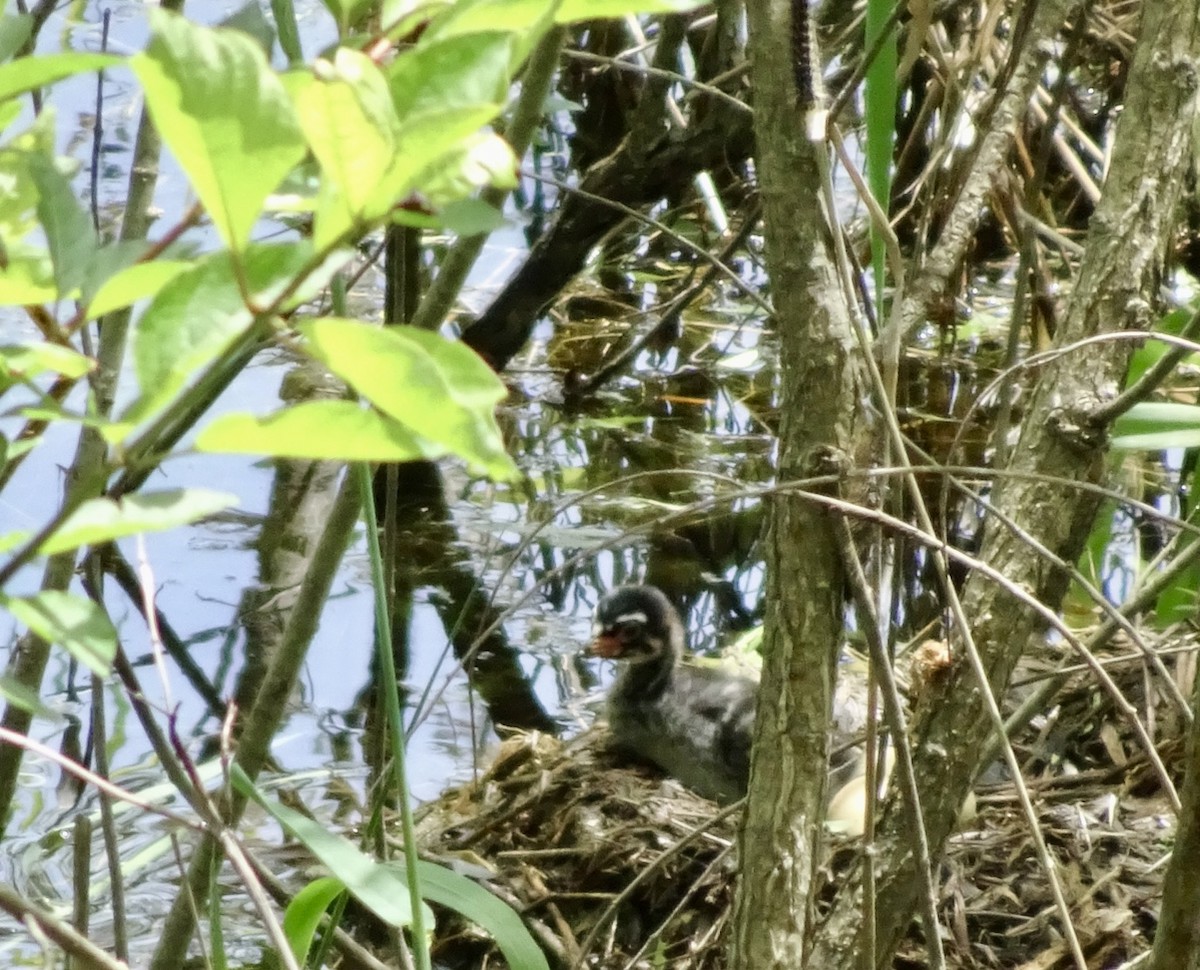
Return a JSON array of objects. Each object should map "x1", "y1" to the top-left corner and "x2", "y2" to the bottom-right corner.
[
  {"x1": 563, "y1": 48, "x2": 751, "y2": 115},
  {"x1": 89, "y1": 10, "x2": 111, "y2": 235},
  {"x1": 99, "y1": 548, "x2": 228, "y2": 719},
  {"x1": 0, "y1": 884, "x2": 128, "y2": 970},
  {"x1": 522, "y1": 170, "x2": 773, "y2": 316},
  {"x1": 619, "y1": 842, "x2": 737, "y2": 970},
  {"x1": 835, "y1": 520, "x2": 945, "y2": 970},
  {"x1": 0, "y1": 727, "x2": 197, "y2": 828},
  {"x1": 571, "y1": 798, "x2": 743, "y2": 969},
  {"x1": 91, "y1": 670, "x2": 129, "y2": 963}
]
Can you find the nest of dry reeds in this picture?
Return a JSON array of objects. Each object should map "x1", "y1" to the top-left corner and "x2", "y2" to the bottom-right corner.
[
  {"x1": 415, "y1": 634, "x2": 1191, "y2": 970},
  {"x1": 416, "y1": 728, "x2": 741, "y2": 969}
]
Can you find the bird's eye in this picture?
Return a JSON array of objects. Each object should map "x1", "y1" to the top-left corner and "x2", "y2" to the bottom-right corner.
[{"x1": 615, "y1": 620, "x2": 642, "y2": 639}]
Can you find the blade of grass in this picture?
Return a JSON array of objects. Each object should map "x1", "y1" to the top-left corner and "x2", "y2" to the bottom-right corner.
[{"x1": 355, "y1": 461, "x2": 431, "y2": 970}]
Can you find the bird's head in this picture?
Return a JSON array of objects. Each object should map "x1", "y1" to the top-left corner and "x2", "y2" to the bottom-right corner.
[{"x1": 590, "y1": 585, "x2": 684, "y2": 664}]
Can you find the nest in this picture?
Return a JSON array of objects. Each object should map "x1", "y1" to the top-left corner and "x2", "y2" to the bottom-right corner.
[
  {"x1": 413, "y1": 635, "x2": 1190, "y2": 970},
  {"x1": 416, "y1": 728, "x2": 741, "y2": 969},
  {"x1": 926, "y1": 792, "x2": 1171, "y2": 969}
]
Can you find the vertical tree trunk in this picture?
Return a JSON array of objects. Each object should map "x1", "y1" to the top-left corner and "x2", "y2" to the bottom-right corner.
[
  {"x1": 1151, "y1": 668, "x2": 1200, "y2": 970},
  {"x1": 730, "y1": 1, "x2": 862, "y2": 966}
]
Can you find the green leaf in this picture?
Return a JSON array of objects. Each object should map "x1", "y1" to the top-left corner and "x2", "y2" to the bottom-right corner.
[
  {"x1": 298, "y1": 320, "x2": 517, "y2": 479},
  {"x1": 283, "y1": 877, "x2": 346, "y2": 964},
  {"x1": 381, "y1": 0, "x2": 432, "y2": 34},
  {"x1": 425, "y1": 0, "x2": 552, "y2": 42},
  {"x1": 1156, "y1": 462, "x2": 1200, "y2": 624},
  {"x1": 233, "y1": 767, "x2": 548, "y2": 970},
  {"x1": 2, "y1": 591, "x2": 116, "y2": 676},
  {"x1": 1124, "y1": 307, "x2": 1198, "y2": 387},
  {"x1": 208, "y1": 864, "x2": 228, "y2": 969},
  {"x1": 320, "y1": 0, "x2": 375, "y2": 35},
  {"x1": 232, "y1": 766, "x2": 433, "y2": 930},
  {"x1": 0, "y1": 674, "x2": 58, "y2": 719},
  {"x1": 0, "y1": 110, "x2": 55, "y2": 238},
  {"x1": 195, "y1": 400, "x2": 437, "y2": 461},
  {"x1": 0, "y1": 15, "x2": 33, "y2": 64},
  {"x1": 28, "y1": 152, "x2": 97, "y2": 298},
  {"x1": 86, "y1": 260, "x2": 191, "y2": 318},
  {"x1": 0, "y1": 98, "x2": 20, "y2": 135},
  {"x1": 1, "y1": 341, "x2": 95, "y2": 380},
  {"x1": 76, "y1": 240, "x2": 151, "y2": 309},
  {"x1": 0, "y1": 52, "x2": 120, "y2": 101},
  {"x1": 390, "y1": 196, "x2": 508, "y2": 234},
  {"x1": 382, "y1": 105, "x2": 507, "y2": 209},
  {"x1": 290, "y1": 48, "x2": 400, "y2": 239},
  {"x1": 1111, "y1": 402, "x2": 1200, "y2": 450},
  {"x1": 124, "y1": 243, "x2": 313, "y2": 427},
  {"x1": 411, "y1": 130, "x2": 516, "y2": 207},
  {"x1": 413, "y1": 861, "x2": 550, "y2": 970},
  {"x1": 37, "y1": 488, "x2": 239, "y2": 556},
  {"x1": 219, "y1": 0, "x2": 277, "y2": 56},
  {"x1": 387, "y1": 32, "x2": 513, "y2": 119},
  {"x1": 434, "y1": 198, "x2": 507, "y2": 235},
  {"x1": 0, "y1": 250, "x2": 55, "y2": 305},
  {"x1": 2, "y1": 434, "x2": 37, "y2": 462},
  {"x1": 132, "y1": 11, "x2": 305, "y2": 253}
]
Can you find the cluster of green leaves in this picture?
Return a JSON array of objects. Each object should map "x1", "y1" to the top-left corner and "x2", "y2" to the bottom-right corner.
[
  {"x1": 236, "y1": 766, "x2": 549, "y2": 968},
  {"x1": 3, "y1": 8, "x2": 529, "y2": 470},
  {"x1": 2, "y1": 6, "x2": 543, "y2": 682}
]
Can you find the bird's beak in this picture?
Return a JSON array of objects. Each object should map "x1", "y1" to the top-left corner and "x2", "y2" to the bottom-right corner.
[{"x1": 590, "y1": 633, "x2": 622, "y2": 658}]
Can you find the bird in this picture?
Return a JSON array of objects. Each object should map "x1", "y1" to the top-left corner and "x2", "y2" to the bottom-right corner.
[
  {"x1": 589, "y1": 583, "x2": 882, "y2": 805},
  {"x1": 589, "y1": 584, "x2": 757, "y2": 803}
]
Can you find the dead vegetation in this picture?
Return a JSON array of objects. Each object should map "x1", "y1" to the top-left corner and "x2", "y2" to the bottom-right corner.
[{"x1": 413, "y1": 629, "x2": 1195, "y2": 970}]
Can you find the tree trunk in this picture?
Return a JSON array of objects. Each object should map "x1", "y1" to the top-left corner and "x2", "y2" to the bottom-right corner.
[
  {"x1": 1151, "y1": 667, "x2": 1200, "y2": 970},
  {"x1": 729, "y1": 1, "x2": 862, "y2": 966}
]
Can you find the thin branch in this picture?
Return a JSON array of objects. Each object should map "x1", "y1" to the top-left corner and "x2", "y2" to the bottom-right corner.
[
  {"x1": 0, "y1": 884, "x2": 128, "y2": 970},
  {"x1": 0, "y1": 727, "x2": 197, "y2": 829},
  {"x1": 563, "y1": 48, "x2": 752, "y2": 114},
  {"x1": 1092, "y1": 304, "x2": 1200, "y2": 425},
  {"x1": 835, "y1": 519, "x2": 945, "y2": 970},
  {"x1": 522, "y1": 170, "x2": 773, "y2": 316}
]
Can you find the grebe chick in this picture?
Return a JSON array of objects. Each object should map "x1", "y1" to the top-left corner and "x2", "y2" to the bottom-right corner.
[{"x1": 590, "y1": 585, "x2": 756, "y2": 803}]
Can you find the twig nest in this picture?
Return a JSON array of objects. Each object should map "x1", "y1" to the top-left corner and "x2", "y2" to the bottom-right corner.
[{"x1": 416, "y1": 728, "x2": 741, "y2": 969}]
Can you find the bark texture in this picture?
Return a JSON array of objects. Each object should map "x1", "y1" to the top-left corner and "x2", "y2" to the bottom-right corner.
[
  {"x1": 810, "y1": 0, "x2": 1200, "y2": 964},
  {"x1": 729, "y1": 1, "x2": 861, "y2": 967},
  {"x1": 1151, "y1": 666, "x2": 1200, "y2": 970}
]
